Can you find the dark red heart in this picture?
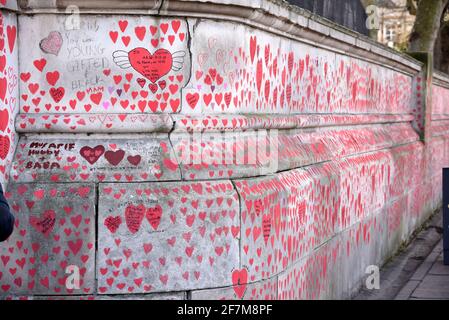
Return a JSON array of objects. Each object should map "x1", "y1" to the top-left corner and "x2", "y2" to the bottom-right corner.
[
  {"x1": 125, "y1": 205, "x2": 145, "y2": 234},
  {"x1": 79, "y1": 145, "x2": 105, "y2": 165},
  {"x1": 146, "y1": 205, "x2": 162, "y2": 231},
  {"x1": 105, "y1": 149, "x2": 125, "y2": 166},
  {"x1": 104, "y1": 216, "x2": 122, "y2": 234},
  {"x1": 127, "y1": 155, "x2": 141, "y2": 166},
  {"x1": 29, "y1": 210, "x2": 56, "y2": 237}
]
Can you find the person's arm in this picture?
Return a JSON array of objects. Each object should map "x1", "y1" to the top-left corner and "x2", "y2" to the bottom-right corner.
[{"x1": 0, "y1": 184, "x2": 14, "y2": 241}]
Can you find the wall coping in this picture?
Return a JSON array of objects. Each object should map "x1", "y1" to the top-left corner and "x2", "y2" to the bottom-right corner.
[
  {"x1": 433, "y1": 71, "x2": 449, "y2": 89},
  {"x1": 15, "y1": 113, "x2": 415, "y2": 134},
  {"x1": 15, "y1": 0, "x2": 423, "y2": 76},
  {"x1": 0, "y1": 0, "x2": 19, "y2": 11}
]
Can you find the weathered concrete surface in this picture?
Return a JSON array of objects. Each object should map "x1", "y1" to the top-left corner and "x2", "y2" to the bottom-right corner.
[
  {"x1": 97, "y1": 180, "x2": 240, "y2": 294},
  {"x1": 432, "y1": 85, "x2": 449, "y2": 116},
  {"x1": 0, "y1": 183, "x2": 96, "y2": 296},
  {"x1": 0, "y1": 9, "x2": 18, "y2": 189},
  {"x1": 19, "y1": 14, "x2": 190, "y2": 114},
  {"x1": 10, "y1": 133, "x2": 181, "y2": 183}
]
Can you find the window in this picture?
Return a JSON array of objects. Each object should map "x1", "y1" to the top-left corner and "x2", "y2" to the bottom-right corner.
[{"x1": 385, "y1": 25, "x2": 396, "y2": 41}]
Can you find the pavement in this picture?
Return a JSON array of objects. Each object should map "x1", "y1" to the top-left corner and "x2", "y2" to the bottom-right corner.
[
  {"x1": 354, "y1": 210, "x2": 449, "y2": 300},
  {"x1": 396, "y1": 239, "x2": 449, "y2": 300}
]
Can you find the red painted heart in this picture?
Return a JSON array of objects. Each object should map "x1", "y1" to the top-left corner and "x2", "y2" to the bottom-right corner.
[
  {"x1": 232, "y1": 268, "x2": 248, "y2": 299},
  {"x1": 125, "y1": 204, "x2": 145, "y2": 234},
  {"x1": 262, "y1": 213, "x2": 271, "y2": 245},
  {"x1": 68, "y1": 239, "x2": 83, "y2": 256},
  {"x1": 128, "y1": 48, "x2": 173, "y2": 83},
  {"x1": 80, "y1": 145, "x2": 105, "y2": 165},
  {"x1": 104, "y1": 216, "x2": 122, "y2": 234},
  {"x1": 105, "y1": 149, "x2": 125, "y2": 166},
  {"x1": 0, "y1": 56, "x2": 5, "y2": 72},
  {"x1": 146, "y1": 205, "x2": 162, "y2": 231},
  {"x1": 6, "y1": 25, "x2": 16, "y2": 54},
  {"x1": 127, "y1": 155, "x2": 141, "y2": 166},
  {"x1": 0, "y1": 135, "x2": 10, "y2": 160},
  {"x1": 29, "y1": 210, "x2": 56, "y2": 237},
  {"x1": 0, "y1": 77, "x2": 7, "y2": 102},
  {"x1": 49, "y1": 87, "x2": 65, "y2": 103}
]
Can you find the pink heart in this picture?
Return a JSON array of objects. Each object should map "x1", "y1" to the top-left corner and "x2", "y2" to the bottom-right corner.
[{"x1": 39, "y1": 31, "x2": 63, "y2": 56}]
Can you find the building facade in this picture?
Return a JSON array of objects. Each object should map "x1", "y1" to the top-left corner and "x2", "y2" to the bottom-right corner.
[{"x1": 376, "y1": 0, "x2": 416, "y2": 50}]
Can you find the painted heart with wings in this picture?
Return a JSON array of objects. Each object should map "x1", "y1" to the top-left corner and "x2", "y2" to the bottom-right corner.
[{"x1": 113, "y1": 47, "x2": 185, "y2": 83}]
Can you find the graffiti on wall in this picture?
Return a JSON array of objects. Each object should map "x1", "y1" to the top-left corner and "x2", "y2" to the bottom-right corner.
[
  {"x1": 233, "y1": 142, "x2": 427, "y2": 297},
  {"x1": 0, "y1": 183, "x2": 96, "y2": 295},
  {"x1": 19, "y1": 16, "x2": 189, "y2": 114},
  {"x1": 97, "y1": 181, "x2": 240, "y2": 294},
  {"x1": 0, "y1": 10, "x2": 18, "y2": 188},
  {"x1": 183, "y1": 22, "x2": 413, "y2": 114},
  {"x1": 10, "y1": 136, "x2": 181, "y2": 183},
  {"x1": 1, "y1": 11, "x2": 446, "y2": 300},
  {"x1": 170, "y1": 122, "x2": 419, "y2": 180}
]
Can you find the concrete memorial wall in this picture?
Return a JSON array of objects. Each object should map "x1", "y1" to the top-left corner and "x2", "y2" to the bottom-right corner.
[
  {"x1": 0, "y1": 0, "x2": 18, "y2": 190},
  {"x1": 0, "y1": 0, "x2": 448, "y2": 299}
]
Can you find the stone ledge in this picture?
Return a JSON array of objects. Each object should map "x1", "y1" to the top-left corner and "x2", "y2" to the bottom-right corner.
[
  {"x1": 14, "y1": 113, "x2": 415, "y2": 133},
  {"x1": 431, "y1": 115, "x2": 449, "y2": 121},
  {"x1": 433, "y1": 72, "x2": 449, "y2": 89},
  {"x1": 172, "y1": 114, "x2": 415, "y2": 132},
  {"x1": 0, "y1": 0, "x2": 19, "y2": 11},
  {"x1": 431, "y1": 119, "x2": 449, "y2": 138},
  {"x1": 9, "y1": 122, "x2": 421, "y2": 184},
  {"x1": 1, "y1": 292, "x2": 187, "y2": 300},
  {"x1": 15, "y1": 114, "x2": 174, "y2": 133},
  {"x1": 19, "y1": 0, "x2": 161, "y2": 11}
]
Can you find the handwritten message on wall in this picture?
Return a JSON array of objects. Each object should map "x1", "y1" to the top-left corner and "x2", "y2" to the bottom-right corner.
[{"x1": 0, "y1": 10, "x2": 18, "y2": 189}]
